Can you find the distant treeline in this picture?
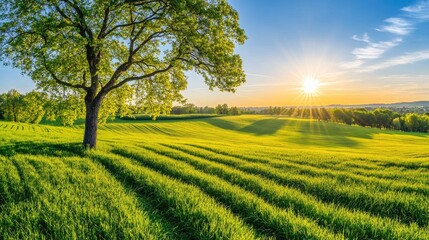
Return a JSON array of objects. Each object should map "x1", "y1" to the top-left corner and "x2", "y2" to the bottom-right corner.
[
  {"x1": 245, "y1": 106, "x2": 429, "y2": 133},
  {"x1": 1, "y1": 89, "x2": 427, "y2": 132},
  {"x1": 0, "y1": 89, "x2": 240, "y2": 125},
  {"x1": 171, "y1": 103, "x2": 241, "y2": 115}
]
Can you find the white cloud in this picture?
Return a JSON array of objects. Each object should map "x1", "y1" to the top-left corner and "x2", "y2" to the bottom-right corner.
[
  {"x1": 376, "y1": 18, "x2": 413, "y2": 35},
  {"x1": 350, "y1": 37, "x2": 402, "y2": 60},
  {"x1": 402, "y1": 0, "x2": 429, "y2": 20},
  {"x1": 360, "y1": 50, "x2": 429, "y2": 72},
  {"x1": 352, "y1": 33, "x2": 370, "y2": 43},
  {"x1": 343, "y1": 1, "x2": 429, "y2": 71}
]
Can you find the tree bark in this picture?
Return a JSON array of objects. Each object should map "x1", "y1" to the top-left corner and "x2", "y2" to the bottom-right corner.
[{"x1": 83, "y1": 95, "x2": 103, "y2": 149}]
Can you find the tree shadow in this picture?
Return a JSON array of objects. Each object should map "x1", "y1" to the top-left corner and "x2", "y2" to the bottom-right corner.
[
  {"x1": 0, "y1": 141, "x2": 84, "y2": 157},
  {"x1": 285, "y1": 120, "x2": 370, "y2": 147},
  {"x1": 239, "y1": 118, "x2": 287, "y2": 135},
  {"x1": 204, "y1": 118, "x2": 241, "y2": 131}
]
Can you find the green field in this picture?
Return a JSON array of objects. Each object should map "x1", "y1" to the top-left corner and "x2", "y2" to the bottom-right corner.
[{"x1": 0, "y1": 115, "x2": 428, "y2": 239}]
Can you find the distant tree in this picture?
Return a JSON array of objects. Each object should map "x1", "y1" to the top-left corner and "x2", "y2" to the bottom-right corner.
[
  {"x1": 0, "y1": 93, "x2": 5, "y2": 119},
  {"x1": 405, "y1": 114, "x2": 429, "y2": 132},
  {"x1": 315, "y1": 108, "x2": 329, "y2": 121},
  {"x1": 0, "y1": 0, "x2": 246, "y2": 148},
  {"x1": 21, "y1": 91, "x2": 48, "y2": 124},
  {"x1": 229, "y1": 106, "x2": 241, "y2": 115},
  {"x1": 44, "y1": 93, "x2": 86, "y2": 126},
  {"x1": 2, "y1": 89, "x2": 24, "y2": 122},
  {"x1": 404, "y1": 113, "x2": 420, "y2": 132},
  {"x1": 215, "y1": 104, "x2": 229, "y2": 114},
  {"x1": 202, "y1": 106, "x2": 215, "y2": 114},
  {"x1": 333, "y1": 109, "x2": 352, "y2": 125},
  {"x1": 392, "y1": 117, "x2": 403, "y2": 131},
  {"x1": 373, "y1": 108, "x2": 393, "y2": 129}
]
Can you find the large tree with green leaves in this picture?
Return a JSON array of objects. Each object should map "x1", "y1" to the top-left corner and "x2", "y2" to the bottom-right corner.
[{"x1": 0, "y1": 0, "x2": 246, "y2": 148}]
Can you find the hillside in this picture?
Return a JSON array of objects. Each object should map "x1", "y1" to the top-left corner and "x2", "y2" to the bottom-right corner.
[{"x1": 0, "y1": 116, "x2": 428, "y2": 239}]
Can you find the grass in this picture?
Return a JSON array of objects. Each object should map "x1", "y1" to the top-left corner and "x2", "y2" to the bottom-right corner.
[{"x1": 0, "y1": 115, "x2": 428, "y2": 239}]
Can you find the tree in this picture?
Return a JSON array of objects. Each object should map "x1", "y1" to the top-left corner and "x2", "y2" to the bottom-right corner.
[
  {"x1": 333, "y1": 109, "x2": 352, "y2": 125},
  {"x1": 392, "y1": 117, "x2": 403, "y2": 131},
  {"x1": 2, "y1": 89, "x2": 24, "y2": 122},
  {"x1": 373, "y1": 108, "x2": 393, "y2": 129},
  {"x1": 0, "y1": 93, "x2": 5, "y2": 119},
  {"x1": 0, "y1": 0, "x2": 246, "y2": 148},
  {"x1": 229, "y1": 106, "x2": 241, "y2": 115},
  {"x1": 21, "y1": 90, "x2": 48, "y2": 124},
  {"x1": 404, "y1": 113, "x2": 420, "y2": 132},
  {"x1": 215, "y1": 104, "x2": 229, "y2": 114}
]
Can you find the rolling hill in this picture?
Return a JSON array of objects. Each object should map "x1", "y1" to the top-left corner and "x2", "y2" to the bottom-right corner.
[{"x1": 0, "y1": 115, "x2": 428, "y2": 239}]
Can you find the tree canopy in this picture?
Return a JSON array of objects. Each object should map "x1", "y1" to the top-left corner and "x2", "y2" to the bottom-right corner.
[{"x1": 0, "y1": 0, "x2": 246, "y2": 148}]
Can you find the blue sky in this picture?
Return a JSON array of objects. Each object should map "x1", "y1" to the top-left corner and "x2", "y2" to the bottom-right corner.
[{"x1": 2, "y1": 0, "x2": 429, "y2": 106}]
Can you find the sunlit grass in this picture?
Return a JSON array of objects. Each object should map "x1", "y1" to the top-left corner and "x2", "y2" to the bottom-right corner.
[{"x1": 0, "y1": 116, "x2": 428, "y2": 239}]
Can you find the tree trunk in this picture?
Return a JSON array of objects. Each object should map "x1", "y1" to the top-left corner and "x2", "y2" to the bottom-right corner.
[{"x1": 83, "y1": 96, "x2": 103, "y2": 149}]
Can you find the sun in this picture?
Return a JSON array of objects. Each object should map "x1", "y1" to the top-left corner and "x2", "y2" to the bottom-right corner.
[{"x1": 302, "y1": 77, "x2": 320, "y2": 94}]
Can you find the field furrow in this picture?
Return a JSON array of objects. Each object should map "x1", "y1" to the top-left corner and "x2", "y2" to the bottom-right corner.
[
  {"x1": 186, "y1": 143, "x2": 429, "y2": 195},
  {"x1": 111, "y1": 146, "x2": 343, "y2": 240},
  {"x1": 140, "y1": 143, "x2": 427, "y2": 239},
  {"x1": 90, "y1": 151, "x2": 261, "y2": 240},
  {"x1": 1, "y1": 116, "x2": 428, "y2": 239},
  {"x1": 167, "y1": 143, "x2": 429, "y2": 227}
]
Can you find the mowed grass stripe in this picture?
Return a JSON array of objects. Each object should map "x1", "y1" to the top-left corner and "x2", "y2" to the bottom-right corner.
[
  {"x1": 189, "y1": 142, "x2": 427, "y2": 184},
  {"x1": 0, "y1": 157, "x2": 25, "y2": 206},
  {"x1": 89, "y1": 151, "x2": 260, "y2": 240},
  {"x1": 1, "y1": 154, "x2": 172, "y2": 240},
  {"x1": 257, "y1": 147, "x2": 427, "y2": 183},
  {"x1": 186, "y1": 143, "x2": 429, "y2": 196},
  {"x1": 112, "y1": 146, "x2": 343, "y2": 240},
  {"x1": 141, "y1": 143, "x2": 426, "y2": 240},
  {"x1": 168, "y1": 143, "x2": 429, "y2": 227}
]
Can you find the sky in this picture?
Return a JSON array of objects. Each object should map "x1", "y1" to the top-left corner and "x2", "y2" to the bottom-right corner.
[{"x1": 1, "y1": 0, "x2": 429, "y2": 107}]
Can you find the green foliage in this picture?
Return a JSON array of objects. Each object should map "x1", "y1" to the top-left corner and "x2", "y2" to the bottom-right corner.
[
  {"x1": 229, "y1": 106, "x2": 241, "y2": 115},
  {"x1": 215, "y1": 103, "x2": 229, "y2": 114},
  {"x1": 21, "y1": 91, "x2": 48, "y2": 124},
  {"x1": 404, "y1": 113, "x2": 429, "y2": 132},
  {"x1": 392, "y1": 117, "x2": 402, "y2": 130},
  {"x1": 333, "y1": 109, "x2": 353, "y2": 125},
  {"x1": 259, "y1": 107, "x2": 429, "y2": 133},
  {"x1": 0, "y1": 0, "x2": 246, "y2": 122},
  {"x1": 1, "y1": 89, "x2": 24, "y2": 122}
]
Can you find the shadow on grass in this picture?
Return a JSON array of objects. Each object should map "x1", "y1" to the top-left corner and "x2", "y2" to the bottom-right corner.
[
  {"x1": 205, "y1": 118, "x2": 241, "y2": 131},
  {"x1": 0, "y1": 141, "x2": 84, "y2": 157},
  {"x1": 240, "y1": 119, "x2": 287, "y2": 135},
  {"x1": 206, "y1": 117, "x2": 287, "y2": 136},
  {"x1": 206, "y1": 117, "x2": 367, "y2": 147}
]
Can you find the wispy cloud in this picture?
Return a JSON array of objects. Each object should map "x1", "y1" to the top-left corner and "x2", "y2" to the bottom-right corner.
[
  {"x1": 343, "y1": 1, "x2": 429, "y2": 71},
  {"x1": 352, "y1": 33, "x2": 370, "y2": 43},
  {"x1": 352, "y1": 38, "x2": 402, "y2": 59},
  {"x1": 360, "y1": 50, "x2": 429, "y2": 72},
  {"x1": 341, "y1": 35, "x2": 401, "y2": 68},
  {"x1": 402, "y1": 0, "x2": 429, "y2": 20},
  {"x1": 376, "y1": 18, "x2": 413, "y2": 35}
]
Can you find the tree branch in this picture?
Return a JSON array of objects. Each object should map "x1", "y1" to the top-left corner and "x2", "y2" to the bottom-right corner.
[
  {"x1": 42, "y1": 56, "x2": 89, "y2": 91},
  {"x1": 98, "y1": 6, "x2": 111, "y2": 39},
  {"x1": 102, "y1": 4, "x2": 166, "y2": 38},
  {"x1": 107, "y1": 64, "x2": 173, "y2": 92}
]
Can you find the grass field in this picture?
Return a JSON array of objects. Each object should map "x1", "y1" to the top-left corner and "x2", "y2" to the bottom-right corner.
[{"x1": 0, "y1": 115, "x2": 428, "y2": 239}]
